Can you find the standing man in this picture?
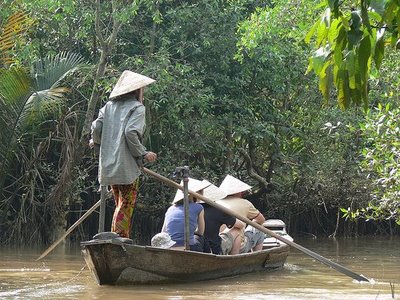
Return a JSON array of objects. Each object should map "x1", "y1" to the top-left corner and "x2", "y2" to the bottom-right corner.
[
  {"x1": 217, "y1": 175, "x2": 266, "y2": 254},
  {"x1": 90, "y1": 70, "x2": 157, "y2": 238}
]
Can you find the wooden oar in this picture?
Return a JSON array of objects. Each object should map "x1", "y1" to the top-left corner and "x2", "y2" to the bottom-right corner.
[
  {"x1": 36, "y1": 200, "x2": 101, "y2": 261},
  {"x1": 143, "y1": 167, "x2": 370, "y2": 282}
]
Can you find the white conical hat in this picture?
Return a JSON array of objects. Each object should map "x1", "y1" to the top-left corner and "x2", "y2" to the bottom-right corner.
[
  {"x1": 172, "y1": 178, "x2": 211, "y2": 204},
  {"x1": 109, "y1": 70, "x2": 155, "y2": 99},
  {"x1": 219, "y1": 175, "x2": 252, "y2": 196},
  {"x1": 202, "y1": 183, "x2": 227, "y2": 201}
]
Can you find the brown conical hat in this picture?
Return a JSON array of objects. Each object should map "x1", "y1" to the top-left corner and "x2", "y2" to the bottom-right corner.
[
  {"x1": 172, "y1": 178, "x2": 212, "y2": 204},
  {"x1": 219, "y1": 175, "x2": 252, "y2": 196},
  {"x1": 109, "y1": 70, "x2": 155, "y2": 99}
]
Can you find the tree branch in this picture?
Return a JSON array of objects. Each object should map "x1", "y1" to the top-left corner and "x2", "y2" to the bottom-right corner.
[
  {"x1": 95, "y1": 0, "x2": 105, "y2": 47},
  {"x1": 238, "y1": 147, "x2": 269, "y2": 189},
  {"x1": 80, "y1": 0, "x2": 122, "y2": 142}
]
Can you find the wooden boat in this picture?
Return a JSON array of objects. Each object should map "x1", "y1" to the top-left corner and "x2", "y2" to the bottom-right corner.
[
  {"x1": 81, "y1": 238, "x2": 290, "y2": 285},
  {"x1": 77, "y1": 169, "x2": 368, "y2": 284}
]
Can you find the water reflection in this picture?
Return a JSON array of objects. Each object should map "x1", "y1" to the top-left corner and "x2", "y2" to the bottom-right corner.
[{"x1": 0, "y1": 237, "x2": 398, "y2": 299}]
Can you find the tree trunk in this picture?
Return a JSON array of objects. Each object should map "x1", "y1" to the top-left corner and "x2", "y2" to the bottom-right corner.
[
  {"x1": 223, "y1": 119, "x2": 233, "y2": 174},
  {"x1": 49, "y1": 0, "x2": 122, "y2": 242},
  {"x1": 329, "y1": 207, "x2": 340, "y2": 238},
  {"x1": 80, "y1": 0, "x2": 122, "y2": 143}
]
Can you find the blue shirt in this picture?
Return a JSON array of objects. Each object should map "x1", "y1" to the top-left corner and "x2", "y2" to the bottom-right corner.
[{"x1": 163, "y1": 203, "x2": 203, "y2": 246}]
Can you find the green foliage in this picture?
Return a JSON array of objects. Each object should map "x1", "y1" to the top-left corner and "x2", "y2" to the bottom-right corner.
[
  {"x1": 0, "y1": 10, "x2": 33, "y2": 66},
  {"x1": 280, "y1": 106, "x2": 372, "y2": 216},
  {"x1": 306, "y1": 0, "x2": 400, "y2": 109},
  {"x1": 0, "y1": 52, "x2": 83, "y2": 171},
  {"x1": 1, "y1": 0, "x2": 399, "y2": 244},
  {"x1": 358, "y1": 103, "x2": 400, "y2": 223},
  {"x1": 0, "y1": 51, "x2": 83, "y2": 244}
]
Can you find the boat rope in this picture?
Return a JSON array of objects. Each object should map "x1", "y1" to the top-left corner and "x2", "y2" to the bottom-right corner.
[{"x1": 63, "y1": 264, "x2": 87, "y2": 284}]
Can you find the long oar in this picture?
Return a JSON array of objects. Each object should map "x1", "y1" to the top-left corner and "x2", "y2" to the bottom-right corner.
[
  {"x1": 36, "y1": 200, "x2": 101, "y2": 261},
  {"x1": 143, "y1": 167, "x2": 370, "y2": 282}
]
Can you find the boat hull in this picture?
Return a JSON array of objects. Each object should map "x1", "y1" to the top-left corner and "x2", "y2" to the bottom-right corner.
[{"x1": 81, "y1": 239, "x2": 290, "y2": 285}]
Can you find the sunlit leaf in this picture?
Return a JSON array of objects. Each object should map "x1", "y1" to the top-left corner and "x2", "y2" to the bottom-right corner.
[
  {"x1": 0, "y1": 11, "x2": 33, "y2": 67},
  {"x1": 305, "y1": 20, "x2": 320, "y2": 44},
  {"x1": 374, "y1": 33, "x2": 385, "y2": 69}
]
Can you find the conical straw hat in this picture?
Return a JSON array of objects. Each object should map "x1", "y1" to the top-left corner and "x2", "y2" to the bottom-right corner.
[
  {"x1": 172, "y1": 178, "x2": 212, "y2": 204},
  {"x1": 109, "y1": 70, "x2": 155, "y2": 99},
  {"x1": 202, "y1": 183, "x2": 227, "y2": 202},
  {"x1": 219, "y1": 175, "x2": 252, "y2": 196}
]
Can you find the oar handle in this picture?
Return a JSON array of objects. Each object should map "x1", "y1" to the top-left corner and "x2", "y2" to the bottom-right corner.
[{"x1": 143, "y1": 167, "x2": 370, "y2": 282}]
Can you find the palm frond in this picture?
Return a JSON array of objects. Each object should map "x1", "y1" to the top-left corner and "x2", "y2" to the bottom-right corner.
[
  {"x1": 33, "y1": 52, "x2": 84, "y2": 90},
  {"x1": 0, "y1": 67, "x2": 32, "y2": 144},
  {"x1": 0, "y1": 67, "x2": 32, "y2": 104},
  {"x1": 0, "y1": 11, "x2": 33, "y2": 67},
  {"x1": 22, "y1": 52, "x2": 83, "y2": 129},
  {"x1": 0, "y1": 67, "x2": 33, "y2": 173},
  {"x1": 24, "y1": 87, "x2": 70, "y2": 125}
]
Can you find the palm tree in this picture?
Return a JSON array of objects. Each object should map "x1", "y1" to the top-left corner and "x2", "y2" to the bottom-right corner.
[
  {"x1": 0, "y1": 52, "x2": 84, "y2": 193},
  {"x1": 0, "y1": 12, "x2": 84, "y2": 244}
]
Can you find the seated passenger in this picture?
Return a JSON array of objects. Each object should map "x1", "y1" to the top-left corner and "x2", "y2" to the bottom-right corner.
[
  {"x1": 217, "y1": 175, "x2": 266, "y2": 254},
  {"x1": 162, "y1": 178, "x2": 211, "y2": 252},
  {"x1": 201, "y1": 182, "x2": 244, "y2": 255},
  {"x1": 241, "y1": 225, "x2": 265, "y2": 252}
]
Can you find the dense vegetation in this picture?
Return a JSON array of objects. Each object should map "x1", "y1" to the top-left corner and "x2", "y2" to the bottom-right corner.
[{"x1": 0, "y1": 0, "x2": 398, "y2": 246}]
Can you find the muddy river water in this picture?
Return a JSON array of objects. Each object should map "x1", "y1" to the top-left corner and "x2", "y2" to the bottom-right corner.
[{"x1": 0, "y1": 236, "x2": 399, "y2": 299}]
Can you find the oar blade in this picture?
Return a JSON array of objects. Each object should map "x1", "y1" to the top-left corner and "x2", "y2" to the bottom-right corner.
[
  {"x1": 291, "y1": 242, "x2": 370, "y2": 282},
  {"x1": 36, "y1": 200, "x2": 101, "y2": 261}
]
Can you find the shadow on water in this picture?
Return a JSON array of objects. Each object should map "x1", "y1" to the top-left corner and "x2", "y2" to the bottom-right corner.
[{"x1": 0, "y1": 237, "x2": 399, "y2": 299}]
